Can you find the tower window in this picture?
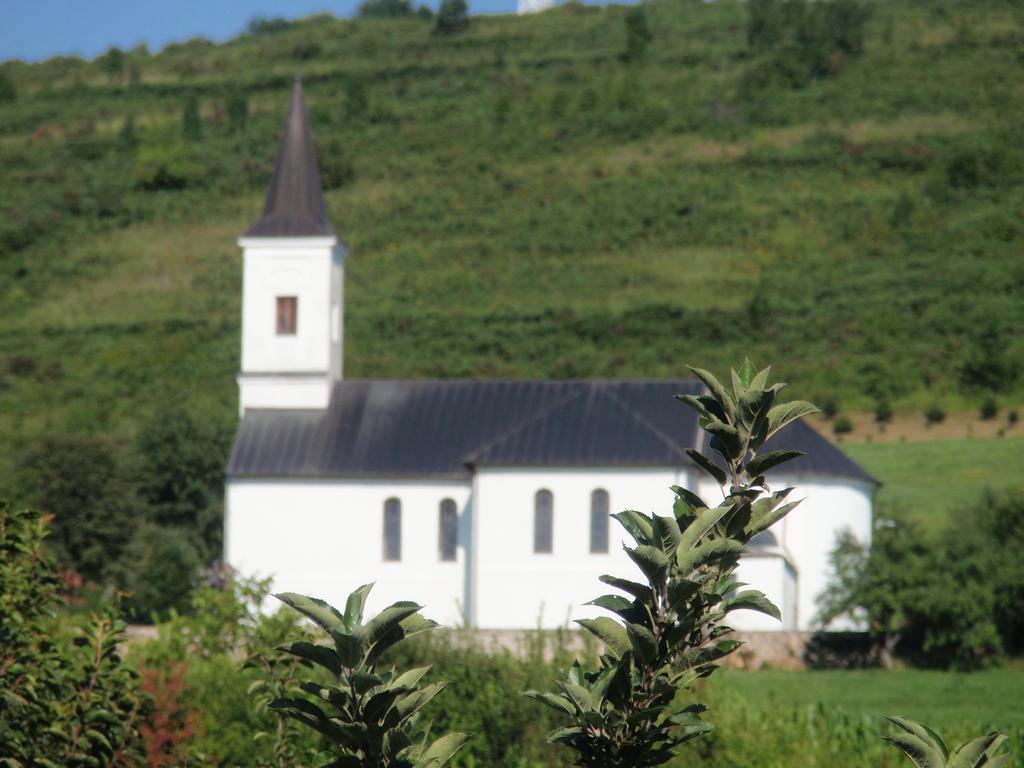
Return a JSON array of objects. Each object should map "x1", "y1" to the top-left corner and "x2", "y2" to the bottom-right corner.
[
  {"x1": 590, "y1": 489, "x2": 610, "y2": 553},
  {"x1": 534, "y1": 489, "x2": 553, "y2": 554},
  {"x1": 276, "y1": 296, "x2": 297, "y2": 335},
  {"x1": 439, "y1": 499, "x2": 457, "y2": 562},
  {"x1": 383, "y1": 498, "x2": 401, "y2": 561}
]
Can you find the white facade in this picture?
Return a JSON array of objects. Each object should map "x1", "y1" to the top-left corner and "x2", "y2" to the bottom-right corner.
[
  {"x1": 237, "y1": 236, "x2": 345, "y2": 414},
  {"x1": 225, "y1": 468, "x2": 872, "y2": 631}
]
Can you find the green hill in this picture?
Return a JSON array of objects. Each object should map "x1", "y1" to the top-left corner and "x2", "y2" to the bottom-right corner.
[{"x1": 1, "y1": 0, "x2": 1022, "y2": 490}]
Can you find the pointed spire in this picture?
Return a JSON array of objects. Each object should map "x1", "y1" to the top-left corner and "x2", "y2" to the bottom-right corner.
[{"x1": 244, "y1": 77, "x2": 335, "y2": 238}]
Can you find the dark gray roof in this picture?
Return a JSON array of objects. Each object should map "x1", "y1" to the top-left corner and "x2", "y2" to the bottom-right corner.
[
  {"x1": 243, "y1": 78, "x2": 335, "y2": 239},
  {"x1": 227, "y1": 379, "x2": 876, "y2": 485}
]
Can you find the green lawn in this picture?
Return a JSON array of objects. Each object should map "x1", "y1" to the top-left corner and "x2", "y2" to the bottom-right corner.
[
  {"x1": 843, "y1": 437, "x2": 1024, "y2": 521},
  {"x1": 715, "y1": 667, "x2": 1024, "y2": 731}
]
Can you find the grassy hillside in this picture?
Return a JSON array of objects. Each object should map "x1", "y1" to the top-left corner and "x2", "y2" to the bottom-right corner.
[{"x1": 1, "y1": 0, "x2": 1023, "y2": 492}]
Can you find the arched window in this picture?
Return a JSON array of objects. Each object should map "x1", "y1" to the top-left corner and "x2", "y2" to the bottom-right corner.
[
  {"x1": 439, "y1": 499, "x2": 457, "y2": 562},
  {"x1": 750, "y1": 530, "x2": 777, "y2": 548},
  {"x1": 534, "y1": 489, "x2": 553, "y2": 554},
  {"x1": 590, "y1": 489, "x2": 610, "y2": 553},
  {"x1": 383, "y1": 498, "x2": 401, "y2": 561}
]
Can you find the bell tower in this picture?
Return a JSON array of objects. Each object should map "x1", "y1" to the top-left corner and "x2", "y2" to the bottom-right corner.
[{"x1": 237, "y1": 77, "x2": 345, "y2": 414}]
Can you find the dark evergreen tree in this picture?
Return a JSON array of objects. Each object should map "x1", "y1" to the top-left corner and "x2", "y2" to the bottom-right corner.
[{"x1": 434, "y1": 0, "x2": 470, "y2": 35}]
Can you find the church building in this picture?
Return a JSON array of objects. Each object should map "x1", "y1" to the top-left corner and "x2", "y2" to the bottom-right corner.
[{"x1": 224, "y1": 80, "x2": 876, "y2": 631}]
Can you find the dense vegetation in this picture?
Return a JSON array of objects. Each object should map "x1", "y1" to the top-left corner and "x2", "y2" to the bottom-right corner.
[{"x1": 1, "y1": 0, "x2": 1022, "y2": 494}]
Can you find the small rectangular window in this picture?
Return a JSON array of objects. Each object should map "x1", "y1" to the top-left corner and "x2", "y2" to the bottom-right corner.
[
  {"x1": 383, "y1": 498, "x2": 401, "y2": 562},
  {"x1": 276, "y1": 296, "x2": 297, "y2": 335},
  {"x1": 590, "y1": 489, "x2": 610, "y2": 554},
  {"x1": 534, "y1": 489, "x2": 553, "y2": 554},
  {"x1": 439, "y1": 499, "x2": 457, "y2": 562}
]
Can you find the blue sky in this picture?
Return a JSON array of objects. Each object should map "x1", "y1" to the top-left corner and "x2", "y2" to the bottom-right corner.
[{"x1": 1, "y1": 0, "x2": 522, "y2": 63}]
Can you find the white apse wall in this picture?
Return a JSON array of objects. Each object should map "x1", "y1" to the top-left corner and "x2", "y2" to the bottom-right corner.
[
  {"x1": 471, "y1": 466, "x2": 692, "y2": 629},
  {"x1": 225, "y1": 478, "x2": 471, "y2": 627}
]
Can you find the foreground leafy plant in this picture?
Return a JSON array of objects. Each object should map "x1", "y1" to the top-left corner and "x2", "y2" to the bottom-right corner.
[
  {"x1": 525, "y1": 360, "x2": 817, "y2": 767},
  {"x1": 270, "y1": 584, "x2": 466, "y2": 768},
  {"x1": 884, "y1": 717, "x2": 1008, "y2": 768}
]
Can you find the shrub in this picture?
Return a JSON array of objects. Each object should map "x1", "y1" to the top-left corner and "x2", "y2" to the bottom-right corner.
[
  {"x1": 16, "y1": 434, "x2": 137, "y2": 583},
  {"x1": 874, "y1": 399, "x2": 893, "y2": 425},
  {"x1": 622, "y1": 6, "x2": 653, "y2": 63},
  {"x1": 925, "y1": 406, "x2": 946, "y2": 426},
  {"x1": 226, "y1": 88, "x2": 248, "y2": 132},
  {"x1": 291, "y1": 41, "x2": 322, "y2": 61},
  {"x1": 117, "y1": 524, "x2": 203, "y2": 622},
  {"x1": 247, "y1": 15, "x2": 294, "y2": 34},
  {"x1": 0, "y1": 504, "x2": 147, "y2": 765},
  {"x1": 359, "y1": 0, "x2": 414, "y2": 17},
  {"x1": 979, "y1": 397, "x2": 998, "y2": 421},
  {"x1": 182, "y1": 93, "x2": 202, "y2": 140},
  {"x1": 269, "y1": 585, "x2": 467, "y2": 766},
  {"x1": 434, "y1": 0, "x2": 470, "y2": 35},
  {"x1": 821, "y1": 396, "x2": 839, "y2": 420},
  {"x1": 833, "y1": 415, "x2": 854, "y2": 435},
  {"x1": 960, "y1": 322, "x2": 1019, "y2": 394},
  {"x1": 0, "y1": 71, "x2": 16, "y2": 103},
  {"x1": 1009, "y1": 409, "x2": 1019, "y2": 428},
  {"x1": 135, "y1": 142, "x2": 204, "y2": 190}
]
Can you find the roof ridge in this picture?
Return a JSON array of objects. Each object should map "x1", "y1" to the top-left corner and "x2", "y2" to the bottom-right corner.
[
  {"x1": 598, "y1": 387, "x2": 691, "y2": 463},
  {"x1": 462, "y1": 386, "x2": 585, "y2": 465}
]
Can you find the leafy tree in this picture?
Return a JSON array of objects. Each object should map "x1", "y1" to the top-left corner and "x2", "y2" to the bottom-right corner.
[
  {"x1": 118, "y1": 114, "x2": 138, "y2": 151},
  {"x1": 359, "y1": 0, "x2": 414, "y2": 18},
  {"x1": 0, "y1": 504, "x2": 147, "y2": 766},
  {"x1": 525, "y1": 360, "x2": 817, "y2": 766},
  {"x1": 960, "y1": 322, "x2": 1019, "y2": 394},
  {"x1": 99, "y1": 45, "x2": 126, "y2": 83},
  {"x1": 182, "y1": 93, "x2": 202, "y2": 140},
  {"x1": 434, "y1": 0, "x2": 470, "y2": 35},
  {"x1": 247, "y1": 16, "x2": 294, "y2": 34},
  {"x1": 0, "y1": 70, "x2": 16, "y2": 103},
  {"x1": 132, "y1": 403, "x2": 231, "y2": 560},
  {"x1": 884, "y1": 717, "x2": 1008, "y2": 768},
  {"x1": 269, "y1": 584, "x2": 468, "y2": 766},
  {"x1": 747, "y1": 0, "x2": 785, "y2": 51},
  {"x1": 17, "y1": 435, "x2": 137, "y2": 583},
  {"x1": 622, "y1": 6, "x2": 653, "y2": 64},
  {"x1": 117, "y1": 524, "x2": 203, "y2": 622},
  {"x1": 226, "y1": 88, "x2": 248, "y2": 133}
]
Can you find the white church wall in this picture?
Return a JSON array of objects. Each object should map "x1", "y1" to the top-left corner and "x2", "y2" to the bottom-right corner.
[
  {"x1": 696, "y1": 474, "x2": 874, "y2": 631},
  {"x1": 225, "y1": 477, "x2": 471, "y2": 627},
  {"x1": 732, "y1": 553, "x2": 795, "y2": 631},
  {"x1": 471, "y1": 466, "x2": 692, "y2": 630}
]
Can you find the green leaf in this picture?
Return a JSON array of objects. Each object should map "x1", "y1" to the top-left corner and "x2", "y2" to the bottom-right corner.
[
  {"x1": 275, "y1": 593, "x2": 346, "y2": 636},
  {"x1": 885, "y1": 717, "x2": 949, "y2": 767},
  {"x1": 722, "y1": 591, "x2": 781, "y2": 621},
  {"x1": 357, "y1": 601, "x2": 424, "y2": 650},
  {"x1": 343, "y1": 582, "x2": 374, "y2": 630},
  {"x1": 747, "y1": 450, "x2": 804, "y2": 478},
  {"x1": 548, "y1": 726, "x2": 584, "y2": 744},
  {"x1": 625, "y1": 544, "x2": 670, "y2": 583},
  {"x1": 671, "y1": 485, "x2": 707, "y2": 514},
  {"x1": 677, "y1": 538, "x2": 745, "y2": 575},
  {"x1": 277, "y1": 641, "x2": 341, "y2": 677},
  {"x1": 951, "y1": 732, "x2": 1007, "y2": 768},
  {"x1": 416, "y1": 732, "x2": 468, "y2": 768},
  {"x1": 686, "y1": 449, "x2": 727, "y2": 486},
  {"x1": 576, "y1": 617, "x2": 631, "y2": 656},
  {"x1": 625, "y1": 622, "x2": 658, "y2": 664},
  {"x1": 587, "y1": 594, "x2": 634, "y2": 615},
  {"x1": 766, "y1": 400, "x2": 820, "y2": 439},
  {"x1": 652, "y1": 514, "x2": 682, "y2": 553},
  {"x1": 612, "y1": 510, "x2": 655, "y2": 544},
  {"x1": 686, "y1": 366, "x2": 735, "y2": 417},
  {"x1": 703, "y1": 419, "x2": 742, "y2": 457},
  {"x1": 599, "y1": 574, "x2": 653, "y2": 601},
  {"x1": 523, "y1": 690, "x2": 577, "y2": 716},
  {"x1": 748, "y1": 500, "x2": 800, "y2": 537},
  {"x1": 736, "y1": 358, "x2": 758, "y2": 389},
  {"x1": 676, "y1": 503, "x2": 733, "y2": 555}
]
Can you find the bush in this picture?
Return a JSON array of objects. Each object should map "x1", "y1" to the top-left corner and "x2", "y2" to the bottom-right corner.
[
  {"x1": 247, "y1": 15, "x2": 294, "y2": 34},
  {"x1": 0, "y1": 504, "x2": 147, "y2": 765},
  {"x1": 182, "y1": 93, "x2": 202, "y2": 140},
  {"x1": 980, "y1": 397, "x2": 998, "y2": 421},
  {"x1": 117, "y1": 524, "x2": 203, "y2": 622},
  {"x1": 1009, "y1": 409, "x2": 1019, "y2": 428},
  {"x1": 434, "y1": 0, "x2": 470, "y2": 35},
  {"x1": 874, "y1": 399, "x2": 893, "y2": 425},
  {"x1": 359, "y1": 0, "x2": 414, "y2": 17},
  {"x1": 622, "y1": 6, "x2": 653, "y2": 63},
  {"x1": 0, "y1": 71, "x2": 16, "y2": 103},
  {"x1": 821, "y1": 396, "x2": 839, "y2": 420},
  {"x1": 135, "y1": 142, "x2": 204, "y2": 190},
  {"x1": 16, "y1": 434, "x2": 137, "y2": 583},
  {"x1": 924, "y1": 406, "x2": 946, "y2": 426},
  {"x1": 833, "y1": 415, "x2": 853, "y2": 435}
]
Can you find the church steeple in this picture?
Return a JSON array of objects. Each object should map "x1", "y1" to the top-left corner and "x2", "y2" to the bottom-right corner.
[{"x1": 244, "y1": 77, "x2": 334, "y2": 238}]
